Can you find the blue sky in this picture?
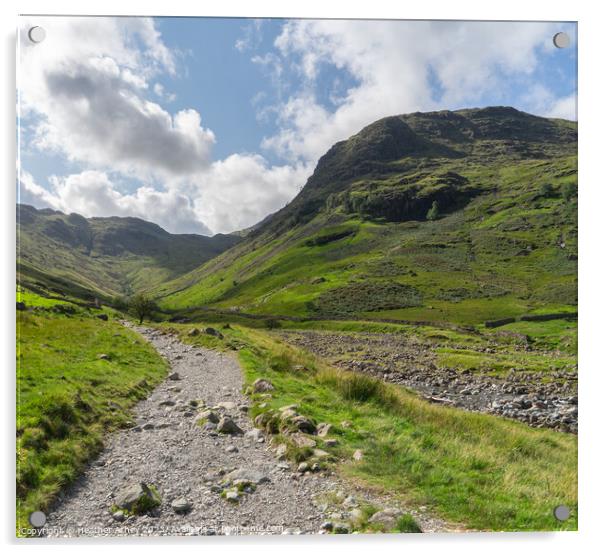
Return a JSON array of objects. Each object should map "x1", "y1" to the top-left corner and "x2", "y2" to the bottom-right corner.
[{"x1": 18, "y1": 17, "x2": 577, "y2": 234}]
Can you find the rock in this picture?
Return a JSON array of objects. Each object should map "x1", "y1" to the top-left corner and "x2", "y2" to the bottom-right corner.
[
  {"x1": 216, "y1": 401, "x2": 236, "y2": 410},
  {"x1": 197, "y1": 409, "x2": 220, "y2": 424},
  {"x1": 349, "y1": 508, "x2": 364, "y2": 524},
  {"x1": 205, "y1": 327, "x2": 224, "y2": 338},
  {"x1": 98, "y1": 353, "x2": 110, "y2": 360},
  {"x1": 217, "y1": 417, "x2": 243, "y2": 435},
  {"x1": 290, "y1": 433, "x2": 317, "y2": 448},
  {"x1": 312, "y1": 448, "x2": 330, "y2": 459},
  {"x1": 168, "y1": 372, "x2": 181, "y2": 381},
  {"x1": 141, "y1": 423, "x2": 155, "y2": 430},
  {"x1": 159, "y1": 399, "x2": 176, "y2": 407},
  {"x1": 352, "y1": 449, "x2": 363, "y2": 461},
  {"x1": 114, "y1": 482, "x2": 161, "y2": 513},
  {"x1": 317, "y1": 423, "x2": 332, "y2": 437},
  {"x1": 245, "y1": 428, "x2": 265, "y2": 442},
  {"x1": 324, "y1": 439, "x2": 339, "y2": 447},
  {"x1": 112, "y1": 510, "x2": 125, "y2": 522},
  {"x1": 16, "y1": 301, "x2": 26, "y2": 311},
  {"x1": 225, "y1": 490, "x2": 240, "y2": 502},
  {"x1": 275, "y1": 443, "x2": 288, "y2": 460},
  {"x1": 320, "y1": 521, "x2": 334, "y2": 531},
  {"x1": 253, "y1": 378, "x2": 275, "y2": 393},
  {"x1": 291, "y1": 415, "x2": 316, "y2": 434},
  {"x1": 97, "y1": 313, "x2": 108, "y2": 321},
  {"x1": 225, "y1": 445, "x2": 238, "y2": 453},
  {"x1": 341, "y1": 420, "x2": 353, "y2": 429},
  {"x1": 171, "y1": 498, "x2": 192, "y2": 514},
  {"x1": 297, "y1": 462, "x2": 310, "y2": 473},
  {"x1": 368, "y1": 508, "x2": 403, "y2": 531},
  {"x1": 225, "y1": 468, "x2": 270, "y2": 485},
  {"x1": 332, "y1": 523, "x2": 350, "y2": 534},
  {"x1": 187, "y1": 328, "x2": 200, "y2": 336},
  {"x1": 342, "y1": 495, "x2": 357, "y2": 508}
]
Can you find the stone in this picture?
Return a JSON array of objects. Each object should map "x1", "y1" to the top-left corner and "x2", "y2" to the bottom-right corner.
[
  {"x1": 312, "y1": 448, "x2": 330, "y2": 459},
  {"x1": 97, "y1": 313, "x2": 109, "y2": 321},
  {"x1": 225, "y1": 468, "x2": 270, "y2": 485},
  {"x1": 112, "y1": 510, "x2": 125, "y2": 522},
  {"x1": 168, "y1": 372, "x2": 181, "y2": 381},
  {"x1": 225, "y1": 445, "x2": 238, "y2": 453},
  {"x1": 297, "y1": 462, "x2": 310, "y2": 473},
  {"x1": 253, "y1": 378, "x2": 275, "y2": 393},
  {"x1": 187, "y1": 328, "x2": 200, "y2": 336},
  {"x1": 205, "y1": 327, "x2": 223, "y2": 338},
  {"x1": 16, "y1": 301, "x2": 26, "y2": 311},
  {"x1": 171, "y1": 498, "x2": 192, "y2": 514},
  {"x1": 320, "y1": 521, "x2": 334, "y2": 531},
  {"x1": 332, "y1": 523, "x2": 350, "y2": 534},
  {"x1": 217, "y1": 417, "x2": 243, "y2": 435},
  {"x1": 216, "y1": 401, "x2": 236, "y2": 410},
  {"x1": 352, "y1": 449, "x2": 363, "y2": 461},
  {"x1": 245, "y1": 428, "x2": 265, "y2": 442},
  {"x1": 141, "y1": 423, "x2": 155, "y2": 430},
  {"x1": 275, "y1": 443, "x2": 288, "y2": 460},
  {"x1": 324, "y1": 439, "x2": 339, "y2": 447},
  {"x1": 159, "y1": 399, "x2": 176, "y2": 407},
  {"x1": 341, "y1": 420, "x2": 353, "y2": 429},
  {"x1": 368, "y1": 508, "x2": 403, "y2": 531},
  {"x1": 349, "y1": 508, "x2": 364, "y2": 524},
  {"x1": 225, "y1": 490, "x2": 240, "y2": 502},
  {"x1": 316, "y1": 423, "x2": 332, "y2": 437},
  {"x1": 98, "y1": 353, "x2": 110, "y2": 360},
  {"x1": 114, "y1": 482, "x2": 161, "y2": 513},
  {"x1": 197, "y1": 409, "x2": 220, "y2": 424},
  {"x1": 290, "y1": 433, "x2": 317, "y2": 448},
  {"x1": 291, "y1": 415, "x2": 316, "y2": 434}
]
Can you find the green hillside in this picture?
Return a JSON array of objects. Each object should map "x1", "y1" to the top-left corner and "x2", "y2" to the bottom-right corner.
[
  {"x1": 17, "y1": 205, "x2": 241, "y2": 302},
  {"x1": 155, "y1": 107, "x2": 577, "y2": 329}
]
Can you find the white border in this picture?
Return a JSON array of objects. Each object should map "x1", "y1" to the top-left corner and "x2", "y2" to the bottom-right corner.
[{"x1": 2, "y1": 1, "x2": 599, "y2": 552}]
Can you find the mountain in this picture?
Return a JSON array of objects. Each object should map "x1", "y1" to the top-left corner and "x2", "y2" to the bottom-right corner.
[
  {"x1": 17, "y1": 205, "x2": 241, "y2": 301},
  {"x1": 154, "y1": 107, "x2": 577, "y2": 327}
]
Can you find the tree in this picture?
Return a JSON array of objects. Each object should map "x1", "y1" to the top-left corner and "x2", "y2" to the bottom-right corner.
[
  {"x1": 129, "y1": 293, "x2": 156, "y2": 324},
  {"x1": 426, "y1": 200, "x2": 440, "y2": 221}
]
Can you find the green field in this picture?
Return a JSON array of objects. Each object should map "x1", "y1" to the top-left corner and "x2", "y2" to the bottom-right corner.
[{"x1": 16, "y1": 300, "x2": 168, "y2": 532}]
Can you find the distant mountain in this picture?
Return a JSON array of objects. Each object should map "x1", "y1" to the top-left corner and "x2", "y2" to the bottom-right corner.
[
  {"x1": 155, "y1": 107, "x2": 577, "y2": 327},
  {"x1": 17, "y1": 205, "x2": 241, "y2": 301}
]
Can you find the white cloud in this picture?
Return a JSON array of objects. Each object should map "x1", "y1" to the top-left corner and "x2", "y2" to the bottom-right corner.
[
  {"x1": 263, "y1": 20, "x2": 571, "y2": 163},
  {"x1": 19, "y1": 17, "x2": 213, "y2": 179},
  {"x1": 20, "y1": 170, "x2": 211, "y2": 235}
]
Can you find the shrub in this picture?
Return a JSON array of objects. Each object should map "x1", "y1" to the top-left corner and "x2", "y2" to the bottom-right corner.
[
  {"x1": 128, "y1": 293, "x2": 157, "y2": 324},
  {"x1": 561, "y1": 182, "x2": 577, "y2": 202},
  {"x1": 426, "y1": 200, "x2": 440, "y2": 221}
]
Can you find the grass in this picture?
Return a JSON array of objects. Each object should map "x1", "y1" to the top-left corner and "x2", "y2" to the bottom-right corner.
[
  {"x1": 168, "y1": 321, "x2": 577, "y2": 532},
  {"x1": 16, "y1": 307, "x2": 168, "y2": 534}
]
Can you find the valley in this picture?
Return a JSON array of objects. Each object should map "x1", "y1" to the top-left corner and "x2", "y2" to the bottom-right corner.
[{"x1": 16, "y1": 106, "x2": 578, "y2": 533}]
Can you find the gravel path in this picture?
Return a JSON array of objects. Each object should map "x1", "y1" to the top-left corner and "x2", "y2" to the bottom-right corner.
[
  {"x1": 45, "y1": 325, "x2": 335, "y2": 536},
  {"x1": 44, "y1": 324, "x2": 454, "y2": 536}
]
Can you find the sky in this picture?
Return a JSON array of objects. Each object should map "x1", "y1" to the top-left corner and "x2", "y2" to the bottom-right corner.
[{"x1": 17, "y1": 17, "x2": 577, "y2": 235}]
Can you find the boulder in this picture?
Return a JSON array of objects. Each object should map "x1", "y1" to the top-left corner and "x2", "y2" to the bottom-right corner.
[
  {"x1": 291, "y1": 415, "x2": 316, "y2": 434},
  {"x1": 225, "y1": 468, "x2": 270, "y2": 485},
  {"x1": 368, "y1": 508, "x2": 404, "y2": 531},
  {"x1": 187, "y1": 328, "x2": 200, "y2": 336},
  {"x1": 114, "y1": 482, "x2": 161, "y2": 513},
  {"x1": 197, "y1": 409, "x2": 220, "y2": 424},
  {"x1": 253, "y1": 378, "x2": 275, "y2": 393},
  {"x1": 171, "y1": 498, "x2": 192, "y2": 514},
  {"x1": 317, "y1": 423, "x2": 332, "y2": 437},
  {"x1": 217, "y1": 416, "x2": 243, "y2": 435},
  {"x1": 16, "y1": 301, "x2": 26, "y2": 311},
  {"x1": 168, "y1": 372, "x2": 181, "y2": 381},
  {"x1": 289, "y1": 433, "x2": 316, "y2": 448},
  {"x1": 97, "y1": 313, "x2": 108, "y2": 321},
  {"x1": 205, "y1": 327, "x2": 224, "y2": 338}
]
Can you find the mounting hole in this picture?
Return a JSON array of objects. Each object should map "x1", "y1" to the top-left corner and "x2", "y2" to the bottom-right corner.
[
  {"x1": 28, "y1": 26, "x2": 46, "y2": 44},
  {"x1": 553, "y1": 32, "x2": 570, "y2": 49},
  {"x1": 553, "y1": 505, "x2": 570, "y2": 521},
  {"x1": 28, "y1": 510, "x2": 47, "y2": 528}
]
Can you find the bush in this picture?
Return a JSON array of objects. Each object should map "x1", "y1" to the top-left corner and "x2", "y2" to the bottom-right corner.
[
  {"x1": 395, "y1": 514, "x2": 422, "y2": 533},
  {"x1": 539, "y1": 182, "x2": 554, "y2": 198},
  {"x1": 561, "y1": 182, "x2": 577, "y2": 202},
  {"x1": 265, "y1": 318, "x2": 282, "y2": 330},
  {"x1": 426, "y1": 200, "x2": 440, "y2": 221}
]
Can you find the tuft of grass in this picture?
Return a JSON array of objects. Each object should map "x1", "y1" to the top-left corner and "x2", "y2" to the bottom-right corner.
[{"x1": 395, "y1": 514, "x2": 423, "y2": 533}]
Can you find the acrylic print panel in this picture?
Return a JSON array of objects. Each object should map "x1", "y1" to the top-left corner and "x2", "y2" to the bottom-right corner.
[{"x1": 16, "y1": 15, "x2": 577, "y2": 537}]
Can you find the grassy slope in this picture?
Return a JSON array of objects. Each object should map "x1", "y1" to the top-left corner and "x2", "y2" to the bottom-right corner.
[
  {"x1": 157, "y1": 155, "x2": 577, "y2": 331},
  {"x1": 16, "y1": 300, "x2": 168, "y2": 533},
  {"x1": 17, "y1": 204, "x2": 240, "y2": 301},
  {"x1": 168, "y1": 321, "x2": 577, "y2": 531}
]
